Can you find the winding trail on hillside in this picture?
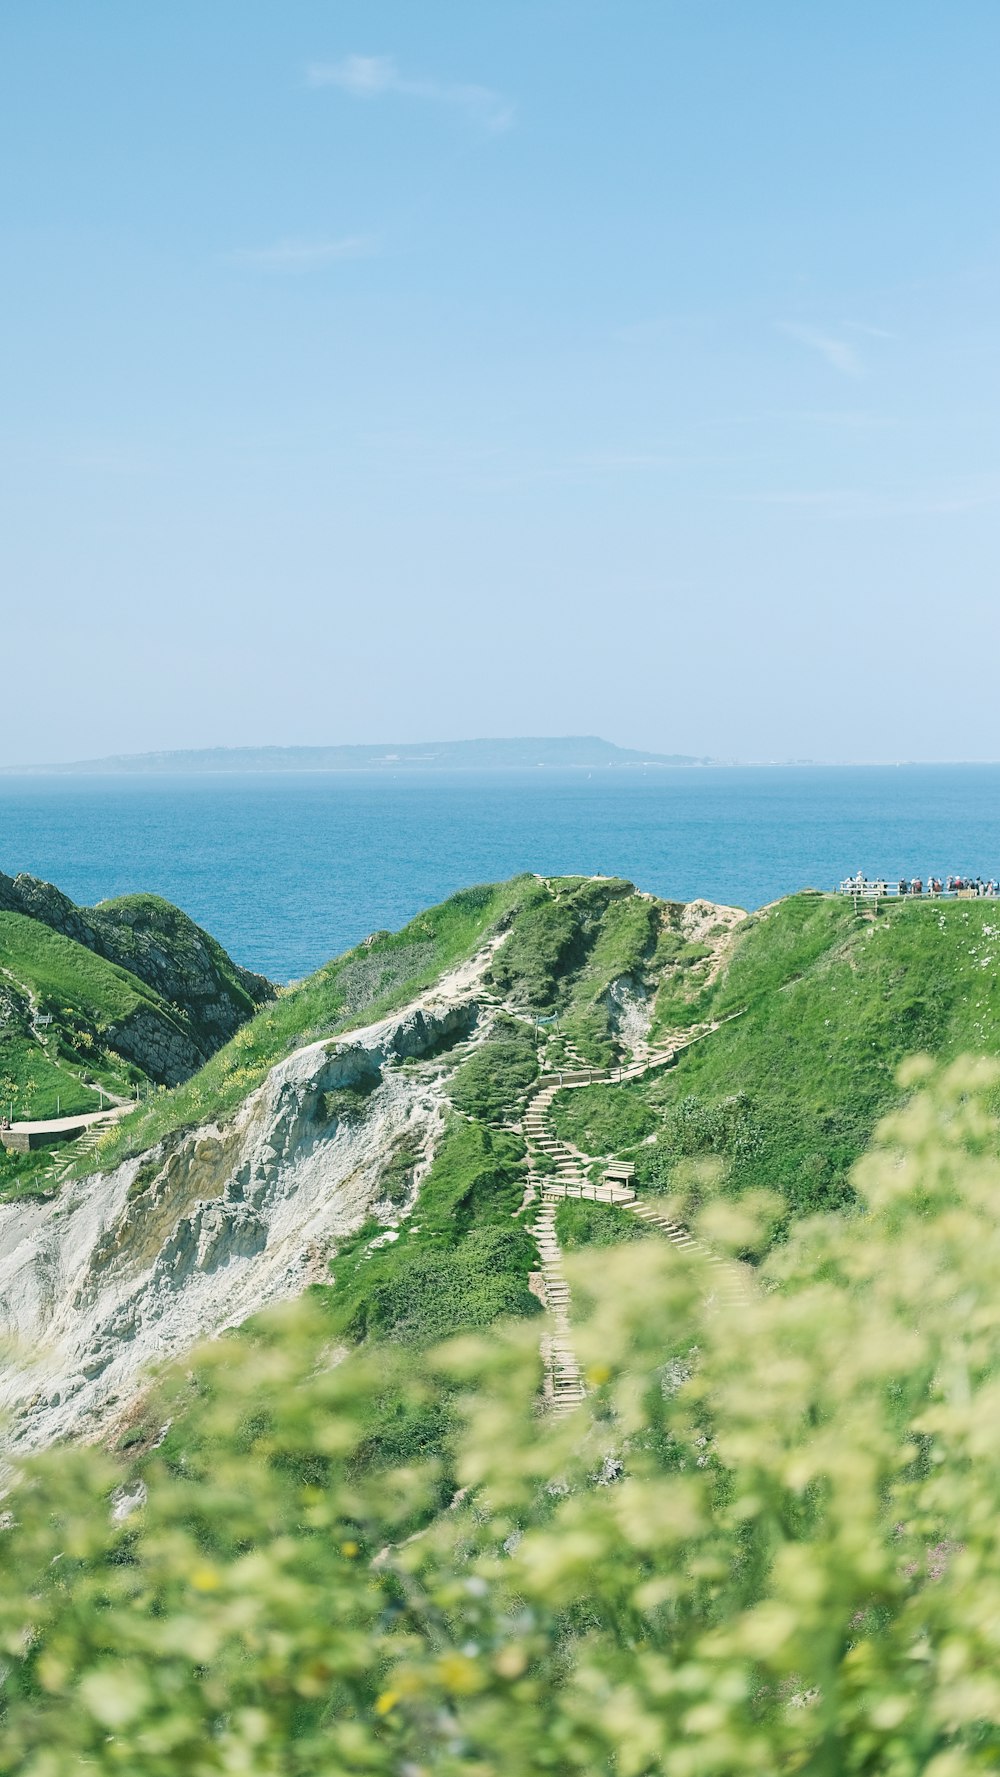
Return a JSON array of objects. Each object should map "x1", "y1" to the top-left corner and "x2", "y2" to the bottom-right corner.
[
  {"x1": 521, "y1": 1024, "x2": 748, "y2": 1415},
  {"x1": 0, "y1": 962, "x2": 132, "y2": 1135}
]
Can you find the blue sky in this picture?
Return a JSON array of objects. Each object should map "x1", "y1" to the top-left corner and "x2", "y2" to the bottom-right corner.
[{"x1": 3, "y1": 2, "x2": 1000, "y2": 764}]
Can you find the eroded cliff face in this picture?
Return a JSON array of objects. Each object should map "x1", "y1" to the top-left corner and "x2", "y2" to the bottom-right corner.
[{"x1": 0, "y1": 975, "x2": 484, "y2": 1452}]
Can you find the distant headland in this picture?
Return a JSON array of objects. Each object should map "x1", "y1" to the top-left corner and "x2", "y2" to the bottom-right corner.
[{"x1": 1, "y1": 737, "x2": 714, "y2": 775}]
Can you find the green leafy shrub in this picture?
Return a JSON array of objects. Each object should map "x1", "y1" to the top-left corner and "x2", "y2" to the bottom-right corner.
[
  {"x1": 330, "y1": 1226, "x2": 539, "y2": 1345},
  {"x1": 5, "y1": 1063, "x2": 1000, "y2": 1771},
  {"x1": 323, "y1": 1119, "x2": 532, "y2": 1348},
  {"x1": 561, "y1": 1004, "x2": 618, "y2": 1066}
]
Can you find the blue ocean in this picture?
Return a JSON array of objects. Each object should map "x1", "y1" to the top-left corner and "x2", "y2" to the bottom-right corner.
[{"x1": 1, "y1": 766, "x2": 999, "y2": 983}]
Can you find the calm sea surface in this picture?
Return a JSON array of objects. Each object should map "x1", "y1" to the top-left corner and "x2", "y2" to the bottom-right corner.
[{"x1": 0, "y1": 767, "x2": 998, "y2": 983}]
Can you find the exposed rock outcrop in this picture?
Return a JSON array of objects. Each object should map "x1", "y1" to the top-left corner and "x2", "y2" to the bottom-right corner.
[
  {"x1": 604, "y1": 972, "x2": 652, "y2": 1051},
  {"x1": 101, "y1": 1005, "x2": 210, "y2": 1087}
]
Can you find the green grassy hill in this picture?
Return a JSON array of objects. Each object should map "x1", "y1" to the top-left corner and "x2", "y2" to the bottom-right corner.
[
  {"x1": 309, "y1": 884, "x2": 1000, "y2": 1413},
  {"x1": 552, "y1": 890, "x2": 1000, "y2": 1229},
  {"x1": 1, "y1": 912, "x2": 173, "y2": 1110},
  {"x1": 71, "y1": 875, "x2": 1000, "y2": 1242},
  {"x1": 203, "y1": 887, "x2": 1000, "y2": 1507},
  {"x1": 0, "y1": 874, "x2": 274, "y2": 1198},
  {"x1": 85, "y1": 873, "x2": 673, "y2": 1178},
  {"x1": 68, "y1": 873, "x2": 686, "y2": 1476},
  {"x1": 0, "y1": 871, "x2": 271, "y2": 1050},
  {"x1": 151, "y1": 880, "x2": 992, "y2": 1426}
]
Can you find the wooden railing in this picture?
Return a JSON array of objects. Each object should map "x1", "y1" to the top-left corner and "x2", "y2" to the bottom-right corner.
[{"x1": 838, "y1": 883, "x2": 996, "y2": 901}]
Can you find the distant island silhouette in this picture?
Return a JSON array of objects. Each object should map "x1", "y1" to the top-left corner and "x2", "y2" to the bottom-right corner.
[{"x1": 3, "y1": 737, "x2": 713, "y2": 775}]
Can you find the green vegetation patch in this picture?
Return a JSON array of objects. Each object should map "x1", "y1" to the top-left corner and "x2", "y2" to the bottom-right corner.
[
  {"x1": 487, "y1": 876, "x2": 666, "y2": 1064},
  {"x1": 561, "y1": 891, "x2": 662, "y2": 1063},
  {"x1": 549, "y1": 1078, "x2": 658, "y2": 1156},
  {"x1": 0, "y1": 1144, "x2": 59, "y2": 1202},
  {"x1": 448, "y1": 1013, "x2": 538, "y2": 1121},
  {"x1": 330, "y1": 1227, "x2": 535, "y2": 1347},
  {"x1": 650, "y1": 933, "x2": 728, "y2": 1032},
  {"x1": 323, "y1": 1118, "x2": 536, "y2": 1347},
  {"x1": 632, "y1": 893, "x2": 1000, "y2": 1223},
  {"x1": 485, "y1": 886, "x2": 591, "y2": 1008},
  {"x1": 554, "y1": 1197, "x2": 654, "y2": 1249},
  {"x1": 374, "y1": 1134, "x2": 424, "y2": 1208},
  {"x1": 0, "y1": 911, "x2": 186, "y2": 1129}
]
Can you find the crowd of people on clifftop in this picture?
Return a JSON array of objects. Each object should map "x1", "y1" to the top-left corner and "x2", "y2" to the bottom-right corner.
[{"x1": 838, "y1": 872, "x2": 1000, "y2": 898}]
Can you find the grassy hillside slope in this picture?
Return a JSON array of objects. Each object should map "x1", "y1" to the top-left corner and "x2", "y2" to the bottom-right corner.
[
  {"x1": 83, "y1": 874, "x2": 671, "y2": 1177},
  {"x1": 0, "y1": 871, "x2": 272, "y2": 1048},
  {"x1": 552, "y1": 891, "x2": 1000, "y2": 1226},
  {"x1": 85, "y1": 880, "x2": 1000, "y2": 1346},
  {"x1": 0, "y1": 877, "x2": 276, "y2": 1199},
  {"x1": 71, "y1": 878, "x2": 1000, "y2": 1232},
  {"x1": 0, "y1": 912, "x2": 178, "y2": 1112}
]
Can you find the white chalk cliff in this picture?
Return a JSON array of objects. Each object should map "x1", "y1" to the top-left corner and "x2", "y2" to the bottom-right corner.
[{"x1": 0, "y1": 950, "x2": 492, "y2": 1452}]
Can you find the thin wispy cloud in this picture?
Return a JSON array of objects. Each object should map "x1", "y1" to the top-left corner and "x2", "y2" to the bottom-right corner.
[
  {"x1": 612, "y1": 313, "x2": 710, "y2": 347},
  {"x1": 718, "y1": 409, "x2": 894, "y2": 431},
  {"x1": 307, "y1": 54, "x2": 514, "y2": 134},
  {"x1": 230, "y1": 235, "x2": 377, "y2": 273},
  {"x1": 780, "y1": 322, "x2": 862, "y2": 377},
  {"x1": 574, "y1": 451, "x2": 688, "y2": 471},
  {"x1": 745, "y1": 473, "x2": 1000, "y2": 517},
  {"x1": 781, "y1": 409, "x2": 894, "y2": 429},
  {"x1": 844, "y1": 320, "x2": 894, "y2": 340}
]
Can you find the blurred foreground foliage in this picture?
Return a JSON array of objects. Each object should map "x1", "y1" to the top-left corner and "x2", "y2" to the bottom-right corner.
[{"x1": 5, "y1": 1059, "x2": 1000, "y2": 1771}]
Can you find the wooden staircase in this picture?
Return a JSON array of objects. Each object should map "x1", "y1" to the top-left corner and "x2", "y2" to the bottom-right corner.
[
  {"x1": 44, "y1": 1119, "x2": 111, "y2": 1187},
  {"x1": 521, "y1": 1028, "x2": 748, "y2": 1417}
]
